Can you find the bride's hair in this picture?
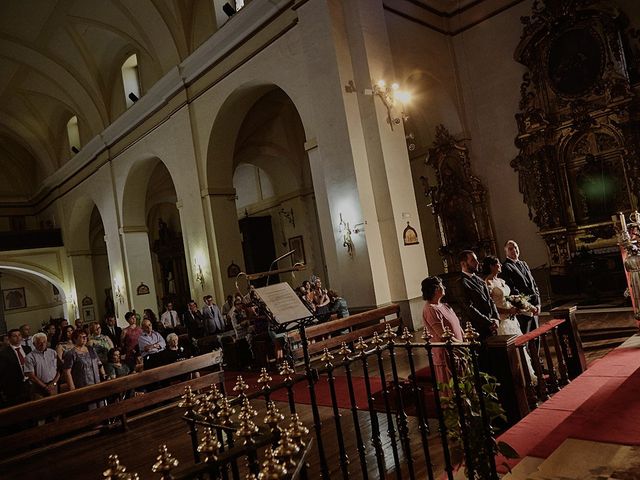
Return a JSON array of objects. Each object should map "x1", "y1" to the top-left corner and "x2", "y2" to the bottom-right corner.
[{"x1": 481, "y1": 255, "x2": 499, "y2": 276}]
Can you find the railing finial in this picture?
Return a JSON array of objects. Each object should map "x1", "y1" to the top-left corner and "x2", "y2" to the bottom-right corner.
[{"x1": 151, "y1": 444, "x2": 179, "y2": 479}]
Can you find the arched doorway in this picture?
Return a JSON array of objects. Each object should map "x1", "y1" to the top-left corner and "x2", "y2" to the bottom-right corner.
[{"x1": 231, "y1": 88, "x2": 325, "y2": 287}]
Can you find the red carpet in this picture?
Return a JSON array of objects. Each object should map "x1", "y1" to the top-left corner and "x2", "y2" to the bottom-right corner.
[
  {"x1": 221, "y1": 371, "x2": 436, "y2": 415},
  {"x1": 574, "y1": 371, "x2": 640, "y2": 446},
  {"x1": 496, "y1": 339, "x2": 640, "y2": 473},
  {"x1": 222, "y1": 371, "x2": 382, "y2": 409}
]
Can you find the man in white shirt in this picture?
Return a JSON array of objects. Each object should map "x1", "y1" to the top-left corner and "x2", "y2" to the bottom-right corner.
[
  {"x1": 24, "y1": 332, "x2": 59, "y2": 399},
  {"x1": 160, "y1": 302, "x2": 180, "y2": 331},
  {"x1": 138, "y1": 320, "x2": 166, "y2": 359}
]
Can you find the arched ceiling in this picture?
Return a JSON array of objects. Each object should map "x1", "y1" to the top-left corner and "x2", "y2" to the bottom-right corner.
[{"x1": 0, "y1": 0, "x2": 216, "y2": 202}]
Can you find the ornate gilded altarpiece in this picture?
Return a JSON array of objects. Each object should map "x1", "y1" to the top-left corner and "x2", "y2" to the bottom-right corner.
[
  {"x1": 424, "y1": 125, "x2": 497, "y2": 271},
  {"x1": 512, "y1": 0, "x2": 640, "y2": 294}
]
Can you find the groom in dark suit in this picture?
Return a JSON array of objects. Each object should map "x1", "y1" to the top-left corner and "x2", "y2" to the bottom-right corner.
[
  {"x1": 458, "y1": 250, "x2": 500, "y2": 342},
  {"x1": 458, "y1": 250, "x2": 499, "y2": 373},
  {"x1": 500, "y1": 240, "x2": 540, "y2": 335}
]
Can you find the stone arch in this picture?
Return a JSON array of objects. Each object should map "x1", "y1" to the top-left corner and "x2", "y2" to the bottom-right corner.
[
  {"x1": 0, "y1": 262, "x2": 69, "y2": 319},
  {"x1": 206, "y1": 83, "x2": 324, "y2": 291},
  {"x1": 121, "y1": 156, "x2": 189, "y2": 311},
  {"x1": 65, "y1": 195, "x2": 106, "y2": 252},
  {"x1": 121, "y1": 156, "x2": 177, "y2": 228},
  {"x1": 206, "y1": 81, "x2": 313, "y2": 190},
  {"x1": 64, "y1": 194, "x2": 114, "y2": 320}
]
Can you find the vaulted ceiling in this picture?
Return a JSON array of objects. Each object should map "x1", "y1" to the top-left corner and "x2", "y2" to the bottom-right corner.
[
  {"x1": 0, "y1": 0, "x2": 217, "y2": 202},
  {"x1": 0, "y1": 0, "x2": 496, "y2": 204}
]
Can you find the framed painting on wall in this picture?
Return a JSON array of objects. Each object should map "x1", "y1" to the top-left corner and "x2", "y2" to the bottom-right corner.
[
  {"x1": 83, "y1": 306, "x2": 95, "y2": 324},
  {"x1": 2, "y1": 287, "x2": 26, "y2": 310},
  {"x1": 288, "y1": 236, "x2": 306, "y2": 265}
]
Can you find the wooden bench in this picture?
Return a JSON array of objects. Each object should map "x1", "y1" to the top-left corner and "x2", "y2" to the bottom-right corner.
[
  {"x1": 287, "y1": 304, "x2": 403, "y2": 363},
  {"x1": 0, "y1": 350, "x2": 223, "y2": 456}
]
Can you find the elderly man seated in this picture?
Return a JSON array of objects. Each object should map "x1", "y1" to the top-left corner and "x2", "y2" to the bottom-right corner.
[
  {"x1": 24, "y1": 332, "x2": 60, "y2": 399},
  {"x1": 138, "y1": 319, "x2": 166, "y2": 367}
]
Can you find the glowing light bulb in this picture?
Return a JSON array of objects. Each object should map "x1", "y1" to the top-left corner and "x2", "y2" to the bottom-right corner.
[{"x1": 394, "y1": 90, "x2": 412, "y2": 104}]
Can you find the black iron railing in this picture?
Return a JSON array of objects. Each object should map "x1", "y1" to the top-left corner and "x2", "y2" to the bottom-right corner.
[{"x1": 111, "y1": 322, "x2": 503, "y2": 480}]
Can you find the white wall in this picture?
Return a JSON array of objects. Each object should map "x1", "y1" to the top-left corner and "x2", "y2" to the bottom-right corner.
[{"x1": 2, "y1": 270, "x2": 64, "y2": 332}]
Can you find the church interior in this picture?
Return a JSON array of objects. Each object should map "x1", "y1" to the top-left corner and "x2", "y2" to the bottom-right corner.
[{"x1": 1, "y1": 0, "x2": 640, "y2": 478}]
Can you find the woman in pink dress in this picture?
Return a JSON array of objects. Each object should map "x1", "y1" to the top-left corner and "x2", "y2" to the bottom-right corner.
[
  {"x1": 421, "y1": 276, "x2": 464, "y2": 383},
  {"x1": 120, "y1": 311, "x2": 142, "y2": 370}
]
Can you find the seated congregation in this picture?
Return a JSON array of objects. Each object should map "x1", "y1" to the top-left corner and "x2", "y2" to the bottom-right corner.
[{"x1": 0, "y1": 274, "x2": 351, "y2": 408}]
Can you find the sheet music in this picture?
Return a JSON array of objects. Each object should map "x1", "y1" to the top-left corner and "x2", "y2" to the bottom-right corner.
[{"x1": 254, "y1": 282, "x2": 312, "y2": 324}]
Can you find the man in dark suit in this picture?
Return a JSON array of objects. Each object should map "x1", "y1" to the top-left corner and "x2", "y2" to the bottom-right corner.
[
  {"x1": 459, "y1": 250, "x2": 500, "y2": 342},
  {"x1": 458, "y1": 250, "x2": 499, "y2": 373},
  {"x1": 102, "y1": 314, "x2": 122, "y2": 348},
  {"x1": 0, "y1": 329, "x2": 32, "y2": 407},
  {"x1": 500, "y1": 240, "x2": 540, "y2": 335},
  {"x1": 184, "y1": 300, "x2": 206, "y2": 339}
]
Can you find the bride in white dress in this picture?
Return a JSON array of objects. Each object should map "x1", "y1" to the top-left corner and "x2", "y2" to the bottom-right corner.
[{"x1": 482, "y1": 256, "x2": 537, "y2": 382}]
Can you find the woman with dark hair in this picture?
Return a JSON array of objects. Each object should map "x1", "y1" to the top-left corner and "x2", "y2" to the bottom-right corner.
[
  {"x1": 483, "y1": 255, "x2": 536, "y2": 380},
  {"x1": 104, "y1": 348, "x2": 130, "y2": 379},
  {"x1": 121, "y1": 311, "x2": 142, "y2": 370},
  {"x1": 421, "y1": 276, "x2": 463, "y2": 382},
  {"x1": 55, "y1": 325, "x2": 75, "y2": 361},
  {"x1": 45, "y1": 323, "x2": 58, "y2": 349}
]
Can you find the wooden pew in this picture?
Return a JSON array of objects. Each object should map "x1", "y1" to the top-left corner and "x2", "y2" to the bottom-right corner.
[
  {"x1": 0, "y1": 350, "x2": 223, "y2": 455},
  {"x1": 287, "y1": 304, "x2": 403, "y2": 362}
]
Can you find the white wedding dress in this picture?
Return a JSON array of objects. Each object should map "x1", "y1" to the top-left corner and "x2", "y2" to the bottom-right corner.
[{"x1": 486, "y1": 277, "x2": 537, "y2": 382}]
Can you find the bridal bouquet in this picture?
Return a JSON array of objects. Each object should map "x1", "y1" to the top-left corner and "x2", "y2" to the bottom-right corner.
[{"x1": 506, "y1": 294, "x2": 534, "y2": 312}]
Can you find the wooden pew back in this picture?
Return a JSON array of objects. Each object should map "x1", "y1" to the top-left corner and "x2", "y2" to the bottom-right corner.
[
  {"x1": 288, "y1": 304, "x2": 403, "y2": 361},
  {"x1": 0, "y1": 351, "x2": 222, "y2": 455}
]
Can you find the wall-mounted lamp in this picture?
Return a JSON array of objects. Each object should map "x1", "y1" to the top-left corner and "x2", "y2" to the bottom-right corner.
[
  {"x1": 364, "y1": 79, "x2": 411, "y2": 130},
  {"x1": 194, "y1": 259, "x2": 205, "y2": 289},
  {"x1": 113, "y1": 278, "x2": 124, "y2": 303},
  {"x1": 70, "y1": 293, "x2": 77, "y2": 312},
  {"x1": 279, "y1": 207, "x2": 295, "y2": 228},
  {"x1": 338, "y1": 213, "x2": 353, "y2": 257},
  {"x1": 338, "y1": 213, "x2": 367, "y2": 257}
]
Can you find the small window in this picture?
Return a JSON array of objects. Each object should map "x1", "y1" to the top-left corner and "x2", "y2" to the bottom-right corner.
[
  {"x1": 121, "y1": 54, "x2": 141, "y2": 108},
  {"x1": 66, "y1": 116, "x2": 80, "y2": 154}
]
